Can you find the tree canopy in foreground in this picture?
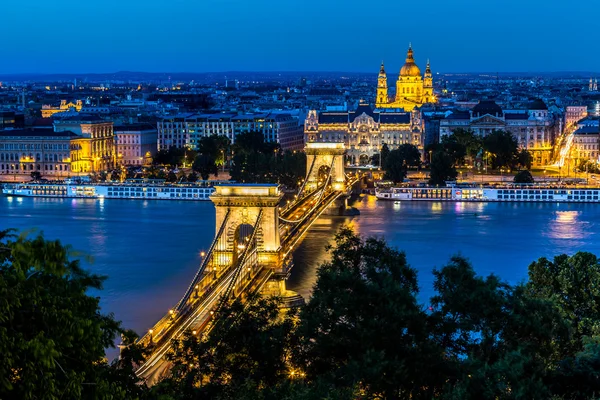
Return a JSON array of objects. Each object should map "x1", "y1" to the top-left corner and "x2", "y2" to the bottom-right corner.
[{"x1": 4, "y1": 228, "x2": 600, "y2": 399}]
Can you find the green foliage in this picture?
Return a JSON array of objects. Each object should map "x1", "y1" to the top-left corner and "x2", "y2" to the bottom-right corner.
[
  {"x1": 151, "y1": 295, "x2": 296, "y2": 400},
  {"x1": 192, "y1": 154, "x2": 217, "y2": 180},
  {"x1": 153, "y1": 147, "x2": 187, "y2": 167},
  {"x1": 516, "y1": 148, "x2": 533, "y2": 170},
  {"x1": 229, "y1": 132, "x2": 305, "y2": 189},
  {"x1": 527, "y1": 253, "x2": 600, "y2": 352},
  {"x1": 381, "y1": 142, "x2": 390, "y2": 167},
  {"x1": 111, "y1": 169, "x2": 121, "y2": 182},
  {"x1": 6, "y1": 226, "x2": 600, "y2": 399},
  {"x1": 166, "y1": 171, "x2": 178, "y2": 183},
  {"x1": 429, "y1": 150, "x2": 458, "y2": 185},
  {"x1": 577, "y1": 159, "x2": 600, "y2": 174},
  {"x1": 187, "y1": 172, "x2": 198, "y2": 182},
  {"x1": 483, "y1": 130, "x2": 519, "y2": 169},
  {"x1": 451, "y1": 128, "x2": 482, "y2": 163},
  {"x1": 514, "y1": 170, "x2": 534, "y2": 183},
  {"x1": 0, "y1": 229, "x2": 147, "y2": 399},
  {"x1": 297, "y1": 228, "x2": 444, "y2": 399},
  {"x1": 440, "y1": 134, "x2": 468, "y2": 166},
  {"x1": 383, "y1": 144, "x2": 421, "y2": 183}
]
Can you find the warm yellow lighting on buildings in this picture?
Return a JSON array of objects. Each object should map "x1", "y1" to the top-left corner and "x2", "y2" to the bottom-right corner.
[{"x1": 376, "y1": 44, "x2": 436, "y2": 111}]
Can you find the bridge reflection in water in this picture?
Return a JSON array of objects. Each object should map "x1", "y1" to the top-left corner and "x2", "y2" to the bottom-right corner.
[{"x1": 134, "y1": 142, "x2": 360, "y2": 383}]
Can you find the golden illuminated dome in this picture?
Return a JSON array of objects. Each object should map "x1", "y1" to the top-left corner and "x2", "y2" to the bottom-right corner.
[{"x1": 399, "y1": 44, "x2": 421, "y2": 77}]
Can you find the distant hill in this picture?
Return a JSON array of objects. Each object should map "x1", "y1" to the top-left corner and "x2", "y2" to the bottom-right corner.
[{"x1": 0, "y1": 70, "x2": 597, "y2": 83}]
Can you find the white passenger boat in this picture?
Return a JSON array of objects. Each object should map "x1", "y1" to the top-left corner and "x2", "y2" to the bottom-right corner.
[
  {"x1": 375, "y1": 185, "x2": 600, "y2": 203},
  {"x1": 1, "y1": 181, "x2": 224, "y2": 201}
]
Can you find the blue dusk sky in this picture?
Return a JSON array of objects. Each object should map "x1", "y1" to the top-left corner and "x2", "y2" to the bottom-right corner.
[{"x1": 0, "y1": 0, "x2": 597, "y2": 74}]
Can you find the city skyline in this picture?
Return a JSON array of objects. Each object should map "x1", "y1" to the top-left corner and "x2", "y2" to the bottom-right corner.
[{"x1": 1, "y1": 0, "x2": 598, "y2": 74}]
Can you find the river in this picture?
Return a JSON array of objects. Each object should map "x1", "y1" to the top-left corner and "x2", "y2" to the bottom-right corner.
[{"x1": 2, "y1": 194, "x2": 599, "y2": 346}]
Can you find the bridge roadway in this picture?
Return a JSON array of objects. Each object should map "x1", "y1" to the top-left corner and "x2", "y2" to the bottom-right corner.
[{"x1": 135, "y1": 177, "x2": 358, "y2": 383}]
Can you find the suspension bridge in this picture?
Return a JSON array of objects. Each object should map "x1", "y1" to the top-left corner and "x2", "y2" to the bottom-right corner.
[{"x1": 134, "y1": 142, "x2": 360, "y2": 383}]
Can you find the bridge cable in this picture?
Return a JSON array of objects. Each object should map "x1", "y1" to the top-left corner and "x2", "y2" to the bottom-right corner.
[
  {"x1": 213, "y1": 209, "x2": 264, "y2": 316},
  {"x1": 278, "y1": 156, "x2": 337, "y2": 224},
  {"x1": 175, "y1": 209, "x2": 232, "y2": 312}
]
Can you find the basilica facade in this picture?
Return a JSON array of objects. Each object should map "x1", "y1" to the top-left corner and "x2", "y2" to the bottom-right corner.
[
  {"x1": 304, "y1": 102, "x2": 424, "y2": 165},
  {"x1": 376, "y1": 45, "x2": 435, "y2": 111}
]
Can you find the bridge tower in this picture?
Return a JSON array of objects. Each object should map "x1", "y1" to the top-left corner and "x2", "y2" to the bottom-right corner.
[
  {"x1": 211, "y1": 184, "x2": 282, "y2": 270},
  {"x1": 305, "y1": 142, "x2": 347, "y2": 192}
]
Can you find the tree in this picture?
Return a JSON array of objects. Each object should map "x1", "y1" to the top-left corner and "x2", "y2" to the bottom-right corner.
[
  {"x1": 429, "y1": 150, "x2": 458, "y2": 186},
  {"x1": 383, "y1": 144, "x2": 421, "y2": 183},
  {"x1": 276, "y1": 151, "x2": 306, "y2": 189},
  {"x1": 441, "y1": 134, "x2": 468, "y2": 166},
  {"x1": 187, "y1": 172, "x2": 198, "y2": 182},
  {"x1": 0, "y1": 229, "x2": 147, "y2": 399},
  {"x1": 483, "y1": 130, "x2": 519, "y2": 169},
  {"x1": 192, "y1": 154, "x2": 217, "y2": 180},
  {"x1": 516, "y1": 148, "x2": 533, "y2": 170},
  {"x1": 166, "y1": 171, "x2": 178, "y2": 183},
  {"x1": 30, "y1": 171, "x2": 41, "y2": 181},
  {"x1": 527, "y1": 252, "x2": 600, "y2": 354},
  {"x1": 297, "y1": 228, "x2": 445, "y2": 399},
  {"x1": 111, "y1": 169, "x2": 121, "y2": 182},
  {"x1": 153, "y1": 146, "x2": 186, "y2": 167},
  {"x1": 514, "y1": 170, "x2": 534, "y2": 184},
  {"x1": 451, "y1": 128, "x2": 482, "y2": 164},
  {"x1": 198, "y1": 135, "x2": 230, "y2": 169},
  {"x1": 152, "y1": 295, "x2": 296, "y2": 400},
  {"x1": 430, "y1": 256, "x2": 568, "y2": 400}
]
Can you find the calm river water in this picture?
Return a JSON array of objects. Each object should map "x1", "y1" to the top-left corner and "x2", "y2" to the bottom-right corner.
[{"x1": 2, "y1": 194, "x2": 600, "y2": 346}]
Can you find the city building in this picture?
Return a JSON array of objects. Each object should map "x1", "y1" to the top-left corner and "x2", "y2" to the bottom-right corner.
[
  {"x1": 565, "y1": 105, "x2": 588, "y2": 128},
  {"x1": 41, "y1": 99, "x2": 83, "y2": 118},
  {"x1": 53, "y1": 114, "x2": 115, "y2": 172},
  {"x1": 157, "y1": 112, "x2": 304, "y2": 152},
  {"x1": 304, "y1": 101, "x2": 424, "y2": 165},
  {"x1": 375, "y1": 45, "x2": 436, "y2": 111},
  {"x1": 0, "y1": 128, "x2": 77, "y2": 178},
  {"x1": 114, "y1": 124, "x2": 157, "y2": 166},
  {"x1": 571, "y1": 125, "x2": 600, "y2": 164},
  {"x1": 0, "y1": 111, "x2": 25, "y2": 129},
  {"x1": 439, "y1": 99, "x2": 559, "y2": 166}
]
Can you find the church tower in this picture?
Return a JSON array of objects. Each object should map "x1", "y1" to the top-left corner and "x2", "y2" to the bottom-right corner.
[
  {"x1": 376, "y1": 62, "x2": 388, "y2": 107},
  {"x1": 423, "y1": 59, "x2": 433, "y2": 103}
]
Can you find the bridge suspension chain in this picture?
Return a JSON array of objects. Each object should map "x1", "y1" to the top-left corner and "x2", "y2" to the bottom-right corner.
[
  {"x1": 175, "y1": 209, "x2": 232, "y2": 312},
  {"x1": 278, "y1": 156, "x2": 337, "y2": 224},
  {"x1": 213, "y1": 209, "x2": 264, "y2": 316}
]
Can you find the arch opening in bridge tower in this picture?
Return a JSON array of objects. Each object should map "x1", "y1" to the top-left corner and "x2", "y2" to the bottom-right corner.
[
  {"x1": 233, "y1": 223, "x2": 254, "y2": 262},
  {"x1": 359, "y1": 154, "x2": 369, "y2": 166},
  {"x1": 317, "y1": 165, "x2": 331, "y2": 187}
]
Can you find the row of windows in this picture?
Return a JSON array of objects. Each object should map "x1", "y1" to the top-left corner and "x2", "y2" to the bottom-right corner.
[
  {"x1": 0, "y1": 143, "x2": 69, "y2": 150},
  {"x1": 0, "y1": 164, "x2": 68, "y2": 171}
]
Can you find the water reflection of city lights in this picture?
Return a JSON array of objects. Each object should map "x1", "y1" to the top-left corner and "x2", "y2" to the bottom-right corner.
[
  {"x1": 550, "y1": 210, "x2": 585, "y2": 240},
  {"x1": 431, "y1": 202, "x2": 441, "y2": 212},
  {"x1": 393, "y1": 201, "x2": 401, "y2": 211},
  {"x1": 556, "y1": 210, "x2": 578, "y2": 223}
]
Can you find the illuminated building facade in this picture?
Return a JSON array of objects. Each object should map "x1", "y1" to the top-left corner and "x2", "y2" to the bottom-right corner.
[
  {"x1": 572, "y1": 126, "x2": 600, "y2": 163},
  {"x1": 439, "y1": 99, "x2": 559, "y2": 166},
  {"x1": 41, "y1": 100, "x2": 83, "y2": 118},
  {"x1": 376, "y1": 45, "x2": 435, "y2": 111},
  {"x1": 157, "y1": 112, "x2": 304, "y2": 151},
  {"x1": 0, "y1": 128, "x2": 77, "y2": 178},
  {"x1": 304, "y1": 101, "x2": 424, "y2": 165},
  {"x1": 53, "y1": 115, "x2": 115, "y2": 173},
  {"x1": 114, "y1": 124, "x2": 157, "y2": 166},
  {"x1": 565, "y1": 106, "x2": 588, "y2": 128}
]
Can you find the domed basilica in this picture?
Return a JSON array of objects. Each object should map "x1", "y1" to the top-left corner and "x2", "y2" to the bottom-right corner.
[{"x1": 375, "y1": 44, "x2": 436, "y2": 111}]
